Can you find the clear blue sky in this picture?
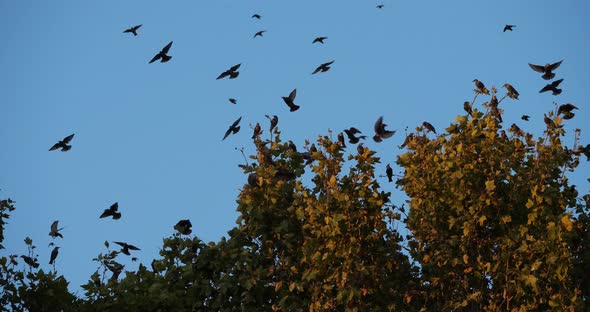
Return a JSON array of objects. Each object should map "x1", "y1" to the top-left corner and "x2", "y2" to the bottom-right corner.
[{"x1": 1, "y1": 1, "x2": 589, "y2": 294}]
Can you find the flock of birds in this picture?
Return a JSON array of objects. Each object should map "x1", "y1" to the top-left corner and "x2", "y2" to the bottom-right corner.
[{"x1": 17, "y1": 8, "x2": 584, "y2": 279}]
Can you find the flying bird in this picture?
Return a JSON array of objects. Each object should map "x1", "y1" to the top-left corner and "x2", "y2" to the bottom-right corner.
[
  {"x1": 503, "y1": 25, "x2": 515, "y2": 32},
  {"x1": 217, "y1": 63, "x2": 241, "y2": 80},
  {"x1": 557, "y1": 103, "x2": 578, "y2": 119},
  {"x1": 229, "y1": 98, "x2": 237, "y2": 104},
  {"x1": 376, "y1": 4, "x2": 384, "y2": 9},
  {"x1": 123, "y1": 24, "x2": 142, "y2": 36},
  {"x1": 344, "y1": 127, "x2": 366, "y2": 144},
  {"x1": 49, "y1": 134, "x2": 75, "y2": 152},
  {"x1": 49, "y1": 246, "x2": 60, "y2": 265},
  {"x1": 48, "y1": 220, "x2": 63, "y2": 239},
  {"x1": 149, "y1": 41, "x2": 173, "y2": 64},
  {"x1": 100, "y1": 202, "x2": 121, "y2": 220},
  {"x1": 473, "y1": 79, "x2": 489, "y2": 95},
  {"x1": 386, "y1": 164, "x2": 393, "y2": 182},
  {"x1": 529, "y1": 60, "x2": 563, "y2": 80},
  {"x1": 282, "y1": 89, "x2": 300, "y2": 112},
  {"x1": 114, "y1": 241, "x2": 141, "y2": 256},
  {"x1": 521, "y1": 115, "x2": 530, "y2": 121},
  {"x1": 223, "y1": 117, "x2": 242, "y2": 140},
  {"x1": 422, "y1": 121, "x2": 437, "y2": 134},
  {"x1": 265, "y1": 115, "x2": 278, "y2": 132},
  {"x1": 373, "y1": 116, "x2": 396, "y2": 142},
  {"x1": 312, "y1": 37, "x2": 328, "y2": 44},
  {"x1": 539, "y1": 79, "x2": 564, "y2": 95},
  {"x1": 503, "y1": 83, "x2": 519, "y2": 99},
  {"x1": 253, "y1": 30, "x2": 266, "y2": 38},
  {"x1": 174, "y1": 219, "x2": 193, "y2": 235},
  {"x1": 252, "y1": 14, "x2": 262, "y2": 19},
  {"x1": 312, "y1": 60, "x2": 335, "y2": 75},
  {"x1": 20, "y1": 255, "x2": 39, "y2": 268}
]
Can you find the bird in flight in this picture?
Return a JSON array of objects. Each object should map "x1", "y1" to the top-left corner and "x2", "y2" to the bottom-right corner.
[
  {"x1": 265, "y1": 115, "x2": 278, "y2": 132},
  {"x1": 539, "y1": 79, "x2": 564, "y2": 95},
  {"x1": 123, "y1": 24, "x2": 142, "y2": 36},
  {"x1": 558, "y1": 103, "x2": 578, "y2": 119},
  {"x1": 223, "y1": 117, "x2": 242, "y2": 140},
  {"x1": 49, "y1": 134, "x2": 75, "y2": 152},
  {"x1": 253, "y1": 30, "x2": 267, "y2": 38},
  {"x1": 521, "y1": 115, "x2": 530, "y2": 121},
  {"x1": 312, "y1": 37, "x2": 328, "y2": 44},
  {"x1": 175, "y1": 219, "x2": 193, "y2": 235},
  {"x1": 503, "y1": 25, "x2": 515, "y2": 32},
  {"x1": 376, "y1": 4, "x2": 384, "y2": 9},
  {"x1": 49, "y1": 220, "x2": 64, "y2": 239},
  {"x1": 373, "y1": 116, "x2": 396, "y2": 142},
  {"x1": 344, "y1": 127, "x2": 366, "y2": 144},
  {"x1": 49, "y1": 246, "x2": 60, "y2": 265},
  {"x1": 473, "y1": 79, "x2": 489, "y2": 95},
  {"x1": 229, "y1": 98, "x2": 237, "y2": 104},
  {"x1": 422, "y1": 121, "x2": 437, "y2": 134},
  {"x1": 386, "y1": 164, "x2": 393, "y2": 182},
  {"x1": 312, "y1": 60, "x2": 335, "y2": 75},
  {"x1": 282, "y1": 89, "x2": 300, "y2": 112},
  {"x1": 252, "y1": 14, "x2": 262, "y2": 19},
  {"x1": 114, "y1": 241, "x2": 141, "y2": 256},
  {"x1": 149, "y1": 41, "x2": 173, "y2": 64},
  {"x1": 217, "y1": 64, "x2": 241, "y2": 80},
  {"x1": 503, "y1": 83, "x2": 519, "y2": 99},
  {"x1": 100, "y1": 202, "x2": 121, "y2": 220},
  {"x1": 529, "y1": 60, "x2": 563, "y2": 80}
]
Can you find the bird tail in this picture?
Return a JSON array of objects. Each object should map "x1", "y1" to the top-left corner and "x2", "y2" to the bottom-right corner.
[
  {"x1": 161, "y1": 55, "x2": 172, "y2": 63},
  {"x1": 542, "y1": 73, "x2": 555, "y2": 80},
  {"x1": 290, "y1": 104, "x2": 300, "y2": 112}
]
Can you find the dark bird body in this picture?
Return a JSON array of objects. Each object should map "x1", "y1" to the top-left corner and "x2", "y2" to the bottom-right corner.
[
  {"x1": 49, "y1": 220, "x2": 63, "y2": 239},
  {"x1": 49, "y1": 247, "x2": 59, "y2": 265},
  {"x1": 521, "y1": 115, "x2": 530, "y2": 121},
  {"x1": 503, "y1": 25, "x2": 515, "y2": 32},
  {"x1": 114, "y1": 241, "x2": 140, "y2": 256},
  {"x1": 422, "y1": 121, "x2": 436, "y2": 134},
  {"x1": 217, "y1": 64, "x2": 241, "y2": 80},
  {"x1": 149, "y1": 41, "x2": 173, "y2": 64},
  {"x1": 229, "y1": 98, "x2": 237, "y2": 104},
  {"x1": 503, "y1": 83, "x2": 519, "y2": 99},
  {"x1": 252, "y1": 14, "x2": 262, "y2": 19},
  {"x1": 529, "y1": 60, "x2": 563, "y2": 80},
  {"x1": 252, "y1": 123, "x2": 262, "y2": 139},
  {"x1": 386, "y1": 164, "x2": 393, "y2": 182},
  {"x1": 253, "y1": 30, "x2": 266, "y2": 38},
  {"x1": 373, "y1": 116, "x2": 396, "y2": 142},
  {"x1": 376, "y1": 4, "x2": 384, "y2": 9},
  {"x1": 123, "y1": 24, "x2": 142, "y2": 36},
  {"x1": 473, "y1": 79, "x2": 489, "y2": 95},
  {"x1": 312, "y1": 37, "x2": 328, "y2": 44},
  {"x1": 344, "y1": 127, "x2": 366, "y2": 144},
  {"x1": 100, "y1": 202, "x2": 121, "y2": 220},
  {"x1": 223, "y1": 117, "x2": 242, "y2": 140},
  {"x1": 266, "y1": 115, "x2": 278, "y2": 132},
  {"x1": 539, "y1": 79, "x2": 564, "y2": 95},
  {"x1": 21, "y1": 255, "x2": 39, "y2": 268},
  {"x1": 174, "y1": 220, "x2": 193, "y2": 235},
  {"x1": 49, "y1": 134, "x2": 75, "y2": 152},
  {"x1": 282, "y1": 89, "x2": 300, "y2": 112},
  {"x1": 312, "y1": 61, "x2": 334, "y2": 75}
]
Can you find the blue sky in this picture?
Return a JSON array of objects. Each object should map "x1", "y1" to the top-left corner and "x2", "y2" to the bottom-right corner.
[{"x1": 1, "y1": 1, "x2": 589, "y2": 294}]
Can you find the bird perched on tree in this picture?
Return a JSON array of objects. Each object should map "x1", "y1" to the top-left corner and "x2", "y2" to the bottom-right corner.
[
  {"x1": 521, "y1": 115, "x2": 530, "y2": 121},
  {"x1": 529, "y1": 60, "x2": 563, "y2": 80},
  {"x1": 539, "y1": 79, "x2": 564, "y2": 95},
  {"x1": 373, "y1": 116, "x2": 396, "y2": 142},
  {"x1": 422, "y1": 121, "x2": 437, "y2": 134},
  {"x1": 217, "y1": 63, "x2": 241, "y2": 80},
  {"x1": 252, "y1": 14, "x2": 262, "y2": 19},
  {"x1": 344, "y1": 127, "x2": 366, "y2": 144},
  {"x1": 282, "y1": 89, "x2": 300, "y2": 112},
  {"x1": 503, "y1": 83, "x2": 519, "y2": 99},
  {"x1": 229, "y1": 98, "x2": 237, "y2": 104},
  {"x1": 253, "y1": 30, "x2": 266, "y2": 38},
  {"x1": 463, "y1": 102, "x2": 473, "y2": 115},
  {"x1": 386, "y1": 164, "x2": 393, "y2": 182},
  {"x1": 265, "y1": 115, "x2": 278, "y2": 132},
  {"x1": 149, "y1": 41, "x2": 173, "y2": 64},
  {"x1": 123, "y1": 24, "x2": 142, "y2": 36},
  {"x1": 544, "y1": 114, "x2": 555, "y2": 128},
  {"x1": 49, "y1": 134, "x2": 75, "y2": 152},
  {"x1": 100, "y1": 202, "x2": 122, "y2": 220},
  {"x1": 312, "y1": 61, "x2": 335, "y2": 74},
  {"x1": 337, "y1": 132, "x2": 346, "y2": 147},
  {"x1": 503, "y1": 25, "x2": 515, "y2": 32},
  {"x1": 223, "y1": 117, "x2": 242, "y2": 140},
  {"x1": 312, "y1": 36, "x2": 328, "y2": 44},
  {"x1": 248, "y1": 173, "x2": 259, "y2": 187},
  {"x1": 357, "y1": 143, "x2": 365, "y2": 155},
  {"x1": 252, "y1": 123, "x2": 262, "y2": 139},
  {"x1": 473, "y1": 79, "x2": 489, "y2": 95},
  {"x1": 49, "y1": 246, "x2": 60, "y2": 265},
  {"x1": 105, "y1": 261, "x2": 124, "y2": 280},
  {"x1": 114, "y1": 241, "x2": 141, "y2": 256},
  {"x1": 489, "y1": 95, "x2": 499, "y2": 108},
  {"x1": 21, "y1": 255, "x2": 39, "y2": 268},
  {"x1": 174, "y1": 219, "x2": 193, "y2": 235},
  {"x1": 48, "y1": 220, "x2": 64, "y2": 239}
]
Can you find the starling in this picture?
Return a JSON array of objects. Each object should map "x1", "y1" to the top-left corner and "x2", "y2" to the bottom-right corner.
[
  {"x1": 149, "y1": 41, "x2": 173, "y2": 64},
  {"x1": 253, "y1": 30, "x2": 266, "y2": 38},
  {"x1": 123, "y1": 24, "x2": 142, "y2": 36},
  {"x1": 248, "y1": 173, "x2": 259, "y2": 187},
  {"x1": 357, "y1": 143, "x2": 364, "y2": 155},
  {"x1": 373, "y1": 116, "x2": 396, "y2": 142},
  {"x1": 543, "y1": 114, "x2": 554, "y2": 128},
  {"x1": 312, "y1": 36, "x2": 328, "y2": 44},
  {"x1": 265, "y1": 115, "x2": 278, "y2": 132},
  {"x1": 503, "y1": 83, "x2": 519, "y2": 99},
  {"x1": 287, "y1": 140, "x2": 297, "y2": 152},
  {"x1": 217, "y1": 63, "x2": 241, "y2": 80},
  {"x1": 100, "y1": 202, "x2": 122, "y2": 220},
  {"x1": 174, "y1": 219, "x2": 193, "y2": 235},
  {"x1": 282, "y1": 89, "x2": 300, "y2": 112},
  {"x1": 473, "y1": 79, "x2": 489, "y2": 95},
  {"x1": 529, "y1": 60, "x2": 563, "y2": 80},
  {"x1": 114, "y1": 241, "x2": 140, "y2": 256},
  {"x1": 376, "y1": 4, "x2": 384, "y2": 9},
  {"x1": 489, "y1": 95, "x2": 499, "y2": 108},
  {"x1": 337, "y1": 132, "x2": 346, "y2": 147},
  {"x1": 463, "y1": 102, "x2": 473, "y2": 115},
  {"x1": 49, "y1": 134, "x2": 75, "y2": 152},
  {"x1": 509, "y1": 123, "x2": 524, "y2": 136},
  {"x1": 223, "y1": 117, "x2": 242, "y2": 140},
  {"x1": 539, "y1": 79, "x2": 564, "y2": 95},
  {"x1": 49, "y1": 246, "x2": 60, "y2": 265},
  {"x1": 422, "y1": 121, "x2": 437, "y2": 134},
  {"x1": 105, "y1": 261, "x2": 124, "y2": 280},
  {"x1": 503, "y1": 25, "x2": 515, "y2": 32},
  {"x1": 400, "y1": 133, "x2": 415, "y2": 148},
  {"x1": 21, "y1": 255, "x2": 39, "y2": 268},
  {"x1": 386, "y1": 164, "x2": 393, "y2": 182},
  {"x1": 344, "y1": 127, "x2": 366, "y2": 144},
  {"x1": 521, "y1": 115, "x2": 530, "y2": 121},
  {"x1": 252, "y1": 123, "x2": 262, "y2": 139},
  {"x1": 48, "y1": 220, "x2": 63, "y2": 239},
  {"x1": 229, "y1": 98, "x2": 237, "y2": 104},
  {"x1": 558, "y1": 103, "x2": 578, "y2": 118},
  {"x1": 312, "y1": 60, "x2": 335, "y2": 74},
  {"x1": 252, "y1": 14, "x2": 262, "y2": 19}
]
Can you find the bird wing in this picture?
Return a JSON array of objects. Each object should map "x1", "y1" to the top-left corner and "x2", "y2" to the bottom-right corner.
[
  {"x1": 312, "y1": 66, "x2": 322, "y2": 74},
  {"x1": 127, "y1": 244, "x2": 141, "y2": 250},
  {"x1": 149, "y1": 54, "x2": 161, "y2": 64},
  {"x1": 548, "y1": 60, "x2": 563, "y2": 71},
  {"x1": 323, "y1": 60, "x2": 335, "y2": 66},
  {"x1": 289, "y1": 89, "x2": 297, "y2": 101},
  {"x1": 374, "y1": 116, "x2": 384, "y2": 133},
  {"x1": 222, "y1": 128, "x2": 233, "y2": 140},
  {"x1": 110, "y1": 202, "x2": 119, "y2": 211},
  {"x1": 51, "y1": 221, "x2": 59, "y2": 232},
  {"x1": 230, "y1": 63, "x2": 241, "y2": 71},
  {"x1": 49, "y1": 143, "x2": 61, "y2": 151},
  {"x1": 161, "y1": 41, "x2": 173, "y2": 54},
  {"x1": 551, "y1": 78, "x2": 564, "y2": 87},
  {"x1": 232, "y1": 117, "x2": 242, "y2": 128},
  {"x1": 528, "y1": 63, "x2": 545, "y2": 73},
  {"x1": 113, "y1": 241, "x2": 127, "y2": 248},
  {"x1": 134, "y1": 24, "x2": 142, "y2": 31},
  {"x1": 99, "y1": 209, "x2": 110, "y2": 218},
  {"x1": 62, "y1": 134, "x2": 75, "y2": 143},
  {"x1": 539, "y1": 85, "x2": 552, "y2": 93},
  {"x1": 123, "y1": 28, "x2": 132, "y2": 33},
  {"x1": 217, "y1": 71, "x2": 229, "y2": 80}
]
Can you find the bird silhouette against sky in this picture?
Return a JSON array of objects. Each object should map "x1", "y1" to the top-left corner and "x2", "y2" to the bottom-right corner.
[
  {"x1": 282, "y1": 89, "x2": 300, "y2": 112},
  {"x1": 312, "y1": 36, "x2": 327, "y2": 44},
  {"x1": 49, "y1": 220, "x2": 64, "y2": 239},
  {"x1": 503, "y1": 83, "x2": 519, "y2": 99},
  {"x1": 253, "y1": 30, "x2": 266, "y2": 38},
  {"x1": 312, "y1": 61, "x2": 334, "y2": 74},
  {"x1": 49, "y1": 246, "x2": 60, "y2": 265},
  {"x1": 174, "y1": 219, "x2": 193, "y2": 235},
  {"x1": 123, "y1": 24, "x2": 142, "y2": 36},
  {"x1": 100, "y1": 202, "x2": 121, "y2": 220},
  {"x1": 373, "y1": 116, "x2": 396, "y2": 142},
  {"x1": 49, "y1": 134, "x2": 75, "y2": 152},
  {"x1": 539, "y1": 79, "x2": 564, "y2": 95},
  {"x1": 114, "y1": 241, "x2": 141, "y2": 256},
  {"x1": 503, "y1": 25, "x2": 515, "y2": 32},
  {"x1": 217, "y1": 63, "x2": 241, "y2": 80},
  {"x1": 149, "y1": 41, "x2": 173, "y2": 64},
  {"x1": 529, "y1": 60, "x2": 563, "y2": 80},
  {"x1": 223, "y1": 117, "x2": 242, "y2": 140},
  {"x1": 344, "y1": 127, "x2": 366, "y2": 144}
]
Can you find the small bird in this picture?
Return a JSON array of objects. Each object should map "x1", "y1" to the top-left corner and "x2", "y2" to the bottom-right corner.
[
  {"x1": 337, "y1": 132, "x2": 346, "y2": 147},
  {"x1": 282, "y1": 89, "x2": 300, "y2": 112},
  {"x1": 557, "y1": 103, "x2": 578, "y2": 115},
  {"x1": 400, "y1": 133, "x2": 415, "y2": 148},
  {"x1": 49, "y1": 246, "x2": 60, "y2": 265},
  {"x1": 252, "y1": 14, "x2": 262, "y2": 19},
  {"x1": 503, "y1": 83, "x2": 519, "y2": 99},
  {"x1": 149, "y1": 41, "x2": 173, "y2": 64},
  {"x1": 312, "y1": 60, "x2": 335, "y2": 74},
  {"x1": 422, "y1": 121, "x2": 437, "y2": 134},
  {"x1": 521, "y1": 115, "x2": 530, "y2": 121},
  {"x1": 287, "y1": 140, "x2": 297, "y2": 152},
  {"x1": 509, "y1": 123, "x2": 524, "y2": 136},
  {"x1": 543, "y1": 114, "x2": 554, "y2": 128},
  {"x1": 253, "y1": 30, "x2": 266, "y2": 38},
  {"x1": 105, "y1": 261, "x2": 124, "y2": 280},
  {"x1": 252, "y1": 123, "x2": 262, "y2": 139},
  {"x1": 174, "y1": 219, "x2": 192, "y2": 235},
  {"x1": 113, "y1": 241, "x2": 141, "y2": 256},
  {"x1": 312, "y1": 36, "x2": 328, "y2": 44},
  {"x1": 373, "y1": 116, "x2": 396, "y2": 142},
  {"x1": 376, "y1": 4, "x2": 384, "y2": 9},
  {"x1": 539, "y1": 79, "x2": 564, "y2": 95},
  {"x1": 20, "y1": 255, "x2": 39, "y2": 268},
  {"x1": 123, "y1": 24, "x2": 142, "y2": 36},
  {"x1": 503, "y1": 25, "x2": 515, "y2": 32},
  {"x1": 265, "y1": 115, "x2": 278, "y2": 132},
  {"x1": 386, "y1": 164, "x2": 393, "y2": 182},
  {"x1": 248, "y1": 173, "x2": 259, "y2": 187},
  {"x1": 229, "y1": 98, "x2": 237, "y2": 104},
  {"x1": 344, "y1": 127, "x2": 366, "y2": 144},
  {"x1": 223, "y1": 117, "x2": 242, "y2": 140},
  {"x1": 217, "y1": 63, "x2": 241, "y2": 80},
  {"x1": 49, "y1": 134, "x2": 75, "y2": 152},
  {"x1": 48, "y1": 221, "x2": 64, "y2": 239},
  {"x1": 473, "y1": 79, "x2": 489, "y2": 95},
  {"x1": 100, "y1": 202, "x2": 122, "y2": 220},
  {"x1": 489, "y1": 95, "x2": 499, "y2": 108},
  {"x1": 529, "y1": 60, "x2": 563, "y2": 80},
  {"x1": 463, "y1": 102, "x2": 473, "y2": 115}
]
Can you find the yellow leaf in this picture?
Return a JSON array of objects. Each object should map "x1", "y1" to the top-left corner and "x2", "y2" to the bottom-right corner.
[
  {"x1": 561, "y1": 214, "x2": 573, "y2": 231},
  {"x1": 329, "y1": 176, "x2": 337, "y2": 187},
  {"x1": 526, "y1": 199, "x2": 534, "y2": 209},
  {"x1": 501, "y1": 215, "x2": 512, "y2": 224},
  {"x1": 464, "y1": 267, "x2": 473, "y2": 273},
  {"x1": 463, "y1": 254, "x2": 469, "y2": 265},
  {"x1": 485, "y1": 180, "x2": 496, "y2": 191},
  {"x1": 423, "y1": 255, "x2": 430, "y2": 263},
  {"x1": 478, "y1": 215, "x2": 487, "y2": 226}
]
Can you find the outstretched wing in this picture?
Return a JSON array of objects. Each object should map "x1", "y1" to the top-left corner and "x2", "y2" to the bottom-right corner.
[
  {"x1": 548, "y1": 60, "x2": 563, "y2": 71},
  {"x1": 288, "y1": 89, "x2": 297, "y2": 101},
  {"x1": 62, "y1": 134, "x2": 75, "y2": 144},
  {"x1": 528, "y1": 63, "x2": 545, "y2": 73},
  {"x1": 230, "y1": 63, "x2": 242, "y2": 71},
  {"x1": 232, "y1": 117, "x2": 242, "y2": 128},
  {"x1": 551, "y1": 78, "x2": 564, "y2": 87},
  {"x1": 161, "y1": 41, "x2": 173, "y2": 54},
  {"x1": 149, "y1": 54, "x2": 161, "y2": 64}
]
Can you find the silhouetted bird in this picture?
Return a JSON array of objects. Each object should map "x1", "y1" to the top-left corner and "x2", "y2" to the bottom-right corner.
[
  {"x1": 344, "y1": 127, "x2": 366, "y2": 144},
  {"x1": 265, "y1": 115, "x2": 278, "y2": 132},
  {"x1": 217, "y1": 64, "x2": 241, "y2": 80},
  {"x1": 105, "y1": 261, "x2": 124, "y2": 280},
  {"x1": 503, "y1": 25, "x2": 515, "y2": 32},
  {"x1": 357, "y1": 143, "x2": 365, "y2": 155},
  {"x1": 312, "y1": 37, "x2": 328, "y2": 44},
  {"x1": 149, "y1": 41, "x2": 173, "y2": 64},
  {"x1": 338, "y1": 132, "x2": 346, "y2": 147},
  {"x1": 503, "y1": 83, "x2": 519, "y2": 99},
  {"x1": 509, "y1": 123, "x2": 524, "y2": 136},
  {"x1": 521, "y1": 115, "x2": 530, "y2": 121},
  {"x1": 422, "y1": 121, "x2": 436, "y2": 134},
  {"x1": 373, "y1": 116, "x2": 396, "y2": 142},
  {"x1": 287, "y1": 140, "x2": 297, "y2": 152},
  {"x1": 114, "y1": 241, "x2": 140, "y2": 256},
  {"x1": 529, "y1": 60, "x2": 563, "y2": 80},
  {"x1": 223, "y1": 117, "x2": 242, "y2": 140},
  {"x1": 49, "y1": 246, "x2": 59, "y2": 265},
  {"x1": 463, "y1": 102, "x2": 473, "y2": 115},
  {"x1": 473, "y1": 79, "x2": 489, "y2": 95},
  {"x1": 558, "y1": 103, "x2": 578, "y2": 120},
  {"x1": 174, "y1": 219, "x2": 192, "y2": 235},
  {"x1": 539, "y1": 79, "x2": 563, "y2": 95},
  {"x1": 49, "y1": 220, "x2": 63, "y2": 239},
  {"x1": 282, "y1": 89, "x2": 300, "y2": 112},
  {"x1": 400, "y1": 133, "x2": 415, "y2": 148},
  {"x1": 252, "y1": 123, "x2": 262, "y2": 139},
  {"x1": 544, "y1": 114, "x2": 555, "y2": 128},
  {"x1": 386, "y1": 164, "x2": 393, "y2": 182},
  {"x1": 248, "y1": 173, "x2": 259, "y2": 187},
  {"x1": 376, "y1": 4, "x2": 384, "y2": 9},
  {"x1": 100, "y1": 202, "x2": 121, "y2": 220},
  {"x1": 229, "y1": 98, "x2": 237, "y2": 104},
  {"x1": 253, "y1": 30, "x2": 266, "y2": 38},
  {"x1": 312, "y1": 61, "x2": 334, "y2": 74},
  {"x1": 123, "y1": 24, "x2": 142, "y2": 36},
  {"x1": 49, "y1": 134, "x2": 75, "y2": 152},
  {"x1": 489, "y1": 95, "x2": 499, "y2": 108},
  {"x1": 252, "y1": 14, "x2": 262, "y2": 19},
  {"x1": 20, "y1": 255, "x2": 39, "y2": 268}
]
